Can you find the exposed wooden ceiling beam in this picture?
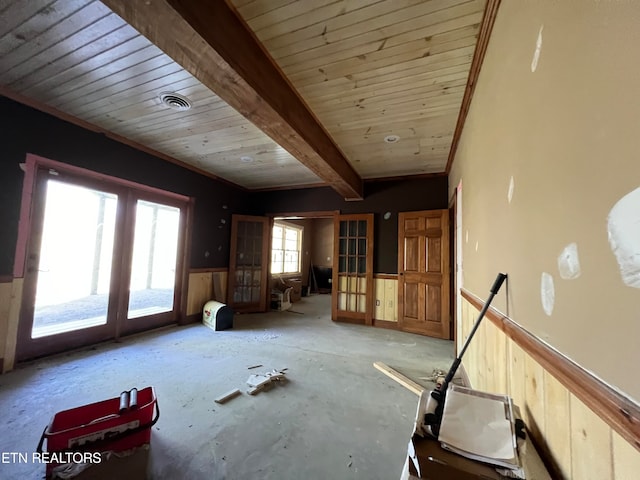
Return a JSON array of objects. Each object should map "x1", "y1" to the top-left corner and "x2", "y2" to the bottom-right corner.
[{"x1": 101, "y1": 0, "x2": 364, "y2": 200}]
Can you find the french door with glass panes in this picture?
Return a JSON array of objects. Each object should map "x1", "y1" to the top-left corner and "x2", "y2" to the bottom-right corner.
[
  {"x1": 226, "y1": 215, "x2": 270, "y2": 313},
  {"x1": 17, "y1": 161, "x2": 188, "y2": 361},
  {"x1": 332, "y1": 214, "x2": 374, "y2": 325}
]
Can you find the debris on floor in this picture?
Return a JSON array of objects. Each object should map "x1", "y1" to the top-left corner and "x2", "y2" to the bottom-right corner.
[
  {"x1": 420, "y1": 369, "x2": 447, "y2": 387},
  {"x1": 214, "y1": 389, "x2": 242, "y2": 404},
  {"x1": 247, "y1": 364, "x2": 263, "y2": 370},
  {"x1": 246, "y1": 369, "x2": 288, "y2": 395}
]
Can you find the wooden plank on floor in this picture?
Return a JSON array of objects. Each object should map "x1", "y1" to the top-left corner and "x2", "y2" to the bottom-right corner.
[
  {"x1": 214, "y1": 388, "x2": 241, "y2": 404},
  {"x1": 373, "y1": 361, "x2": 424, "y2": 395}
]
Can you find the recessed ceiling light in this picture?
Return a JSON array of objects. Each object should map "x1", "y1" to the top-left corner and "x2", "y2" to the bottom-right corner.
[
  {"x1": 159, "y1": 92, "x2": 192, "y2": 111},
  {"x1": 384, "y1": 134, "x2": 400, "y2": 144},
  {"x1": 240, "y1": 155, "x2": 254, "y2": 163}
]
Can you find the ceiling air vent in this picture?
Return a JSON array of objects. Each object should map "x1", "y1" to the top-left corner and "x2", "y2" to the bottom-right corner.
[{"x1": 159, "y1": 92, "x2": 192, "y2": 111}]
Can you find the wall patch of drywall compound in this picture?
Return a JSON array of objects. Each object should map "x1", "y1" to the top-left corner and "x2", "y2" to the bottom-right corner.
[
  {"x1": 531, "y1": 25, "x2": 544, "y2": 72},
  {"x1": 507, "y1": 176, "x2": 515, "y2": 204},
  {"x1": 541, "y1": 272, "x2": 555, "y2": 316},
  {"x1": 557, "y1": 242, "x2": 581, "y2": 280},
  {"x1": 607, "y1": 187, "x2": 640, "y2": 288}
]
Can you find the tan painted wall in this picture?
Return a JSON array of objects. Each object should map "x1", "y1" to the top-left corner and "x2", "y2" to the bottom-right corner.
[
  {"x1": 2, "y1": 279, "x2": 23, "y2": 372},
  {"x1": 449, "y1": 0, "x2": 640, "y2": 404},
  {"x1": 460, "y1": 297, "x2": 640, "y2": 479}
]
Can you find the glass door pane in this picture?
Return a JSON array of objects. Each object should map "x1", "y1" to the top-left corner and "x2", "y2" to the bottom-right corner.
[
  {"x1": 32, "y1": 180, "x2": 117, "y2": 338},
  {"x1": 232, "y1": 220, "x2": 263, "y2": 305},
  {"x1": 127, "y1": 200, "x2": 181, "y2": 319},
  {"x1": 228, "y1": 215, "x2": 269, "y2": 312}
]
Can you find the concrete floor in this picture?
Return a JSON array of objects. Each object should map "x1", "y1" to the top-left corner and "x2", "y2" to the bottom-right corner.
[{"x1": 0, "y1": 295, "x2": 454, "y2": 480}]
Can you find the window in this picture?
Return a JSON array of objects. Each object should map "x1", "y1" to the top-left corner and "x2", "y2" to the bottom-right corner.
[{"x1": 271, "y1": 222, "x2": 302, "y2": 274}]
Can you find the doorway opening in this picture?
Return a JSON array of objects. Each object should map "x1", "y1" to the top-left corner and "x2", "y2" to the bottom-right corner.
[{"x1": 267, "y1": 212, "x2": 337, "y2": 314}]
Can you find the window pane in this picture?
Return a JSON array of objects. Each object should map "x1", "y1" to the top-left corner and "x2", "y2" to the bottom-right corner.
[
  {"x1": 348, "y1": 256, "x2": 356, "y2": 273},
  {"x1": 348, "y1": 238, "x2": 356, "y2": 255},
  {"x1": 128, "y1": 200, "x2": 180, "y2": 319},
  {"x1": 32, "y1": 181, "x2": 117, "y2": 338},
  {"x1": 358, "y1": 238, "x2": 366, "y2": 255},
  {"x1": 272, "y1": 223, "x2": 301, "y2": 274},
  {"x1": 338, "y1": 256, "x2": 346, "y2": 273},
  {"x1": 285, "y1": 227, "x2": 298, "y2": 241},
  {"x1": 358, "y1": 256, "x2": 366, "y2": 274},
  {"x1": 271, "y1": 250, "x2": 283, "y2": 274},
  {"x1": 339, "y1": 238, "x2": 347, "y2": 255},
  {"x1": 285, "y1": 238, "x2": 297, "y2": 250}
]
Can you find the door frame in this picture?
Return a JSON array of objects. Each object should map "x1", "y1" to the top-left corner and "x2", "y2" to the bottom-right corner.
[
  {"x1": 264, "y1": 210, "x2": 339, "y2": 300},
  {"x1": 14, "y1": 154, "x2": 192, "y2": 361},
  {"x1": 449, "y1": 189, "x2": 457, "y2": 344},
  {"x1": 116, "y1": 188, "x2": 191, "y2": 338}
]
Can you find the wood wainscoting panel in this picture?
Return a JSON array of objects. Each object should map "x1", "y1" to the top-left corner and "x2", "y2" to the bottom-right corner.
[
  {"x1": 3, "y1": 279, "x2": 23, "y2": 373},
  {"x1": 186, "y1": 269, "x2": 228, "y2": 318},
  {"x1": 212, "y1": 270, "x2": 228, "y2": 303},
  {"x1": 460, "y1": 290, "x2": 640, "y2": 479},
  {"x1": 490, "y1": 320, "x2": 508, "y2": 395},
  {"x1": 524, "y1": 353, "x2": 546, "y2": 442},
  {"x1": 508, "y1": 340, "x2": 527, "y2": 417},
  {"x1": 373, "y1": 275, "x2": 398, "y2": 324},
  {"x1": 543, "y1": 371, "x2": 572, "y2": 479},
  {"x1": 613, "y1": 429, "x2": 640, "y2": 479},
  {"x1": 570, "y1": 393, "x2": 613, "y2": 480},
  {"x1": 187, "y1": 272, "x2": 214, "y2": 316},
  {"x1": 384, "y1": 277, "x2": 398, "y2": 322},
  {"x1": 374, "y1": 277, "x2": 385, "y2": 321}
]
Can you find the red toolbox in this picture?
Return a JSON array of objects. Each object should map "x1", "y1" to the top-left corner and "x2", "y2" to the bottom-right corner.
[{"x1": 37, "y1": 387, "x2": 159, "y2": 478}]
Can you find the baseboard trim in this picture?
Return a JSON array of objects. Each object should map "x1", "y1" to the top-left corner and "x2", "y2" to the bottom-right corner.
[
  {"x1": 189, "y1": 267, "x2": 228, "y2": 273},
  {"x1": 458, "y1": 363, "x2": 471, "y2": 388},
  {"x1": 374, "y1": 273, "x2": 398, "y2": 280},
  {"x1": 334, "y1": 317, "x2": 366, "y2": 326},
  {"x1": 184, "y1": 313, "x2": 201, "y2": 324},
  {"x1": 373, "y1": 319, "x2": 399, "y2": 330},
  {"x1": 461, "y1": 288, "x2": 640, "y2": 453}
]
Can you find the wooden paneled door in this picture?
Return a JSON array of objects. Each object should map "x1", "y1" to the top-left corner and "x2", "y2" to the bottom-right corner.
[
  {"x1": 398, "y1": 210, "x2": 450, "y2": 339},
  {"x1": 227, "y1": 215, "x2": 271, "y2": 313},
  {"x1": 332, "y1": 214, "x2": 374, "y2": 325}
]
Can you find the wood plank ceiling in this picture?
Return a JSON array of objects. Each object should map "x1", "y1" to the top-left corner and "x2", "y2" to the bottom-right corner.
[{"x1": 0, "y1": 0, "x2": 488, "y2": 197}]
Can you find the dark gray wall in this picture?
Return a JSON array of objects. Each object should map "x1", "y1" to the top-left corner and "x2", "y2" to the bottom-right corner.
[
  {"x1": 0, "y1": 96, "x2": 254, "y2": 275},
  {"x1": 252, "y1": 177, "x2": 449, "y2": 273}
]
